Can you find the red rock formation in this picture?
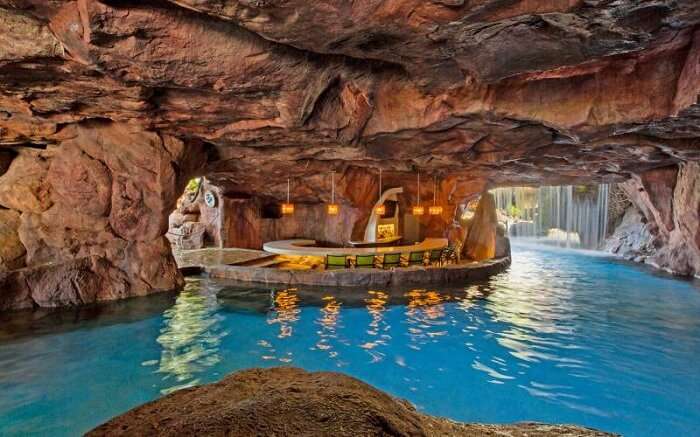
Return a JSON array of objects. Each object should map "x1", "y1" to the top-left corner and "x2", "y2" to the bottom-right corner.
[
  {"x1": 464, "y1": 192, "x2": 498, "y2": 261},
  {"x1": 0, "y1": 121, "x2": 205, "y2": 309},
  {"x1": 620, "y1": 163, "x2": 700, "y2": 276},
  {"x1": 0, "y1": 209, "x2": 24, "y2": 270},
  {"x1": 0, "y1": 1, "x2": 699, "y2": 308}
]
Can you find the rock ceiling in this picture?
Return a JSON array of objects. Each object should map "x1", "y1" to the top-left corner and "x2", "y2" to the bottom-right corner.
[
  {"x1": 1, "y1": 0, "x2": 700, "y2": 201},
  {"x1": 2, "y1": 0, "x2": 700, "y2": 310}
]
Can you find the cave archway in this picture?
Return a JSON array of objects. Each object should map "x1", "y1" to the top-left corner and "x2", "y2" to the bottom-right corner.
[
  {"x1": 1, "y1": 1, "x2": 700, "y2": 312},
  {"x1": 363, "y1": 187, "x2": 403, "y2": 243},
  {"x1": 2, "y1": 119, "x2": 699, "y2": 312}
]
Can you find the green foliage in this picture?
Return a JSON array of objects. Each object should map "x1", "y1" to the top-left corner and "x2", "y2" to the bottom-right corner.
[
  {"x1": 185, "y1": 177, "x2": 202, "y2": 193},
  {"x1": 507, "y1": 204, "x2": 521, "y2": 218}
]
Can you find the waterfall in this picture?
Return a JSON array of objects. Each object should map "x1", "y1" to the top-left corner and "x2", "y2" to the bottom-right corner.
[{"x1": 490, "y1": 185, "x2": 610, "y2": 250}]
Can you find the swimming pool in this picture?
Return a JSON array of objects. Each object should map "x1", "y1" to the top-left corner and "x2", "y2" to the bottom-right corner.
[{"x1": 1, "y1": 243, "x2": 699, "y2": 436}]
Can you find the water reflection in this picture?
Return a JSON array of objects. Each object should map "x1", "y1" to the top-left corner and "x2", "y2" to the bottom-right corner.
[
  {"x1": 3, "y1": 246, "x2": 700, "y2": 436},
  {"x1": 267, "y1": 288, "x2": 301, "y2": 339},
  {"x1": 470, "y1": 249, "x2": 602, "y2": 412},
  {"x1": 360, "y1": 290, "x2": 390, "y2": 363},
  {"x1": 314, "y1": 296, "x2": 343, "y2": 360},
  {"x1": 144, "y1": 279, "x2": 227, "y2": 395},
  {"x1": 404, "y1": 289, "x2": 449, "y2": 350},
  {"x1": 483, "y1": 257, "x2": 584, "y2": 370},
  {"x1": 141, "y1": 259, "x2": 696, "y2": 424}
]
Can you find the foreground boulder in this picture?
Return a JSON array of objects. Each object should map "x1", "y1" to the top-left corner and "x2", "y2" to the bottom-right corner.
[{"x1": 88, "y1": 367, "x2": 615, "y2": 437}]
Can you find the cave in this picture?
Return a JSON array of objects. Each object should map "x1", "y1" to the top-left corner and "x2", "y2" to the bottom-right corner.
[{"x1": 1, "y1": 1, "x2": 700, "y2": 435}]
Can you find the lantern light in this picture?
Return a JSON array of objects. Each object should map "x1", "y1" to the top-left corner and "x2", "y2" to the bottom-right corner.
[
  {"x1": 327, "y1": 171, "x2": 339, "y2": 216},
  {"x1": 429, "y1": 175, "x2": 443, "y2": 215},
  {"x1": 327, "y1": 204, "x2": 339, "y2": 215},
  {"x1": 281, "y1": 203, "x2": 295, "y2": 214},
  {"x1": 375, "y1": 168, "x2": 385, "y2": 215},
  {"x1": 412, "y1": 171, "x2": 424, "y2": 216},
  {"x1": 281, "y1": 178, "x2": 294, "y2": 215}
]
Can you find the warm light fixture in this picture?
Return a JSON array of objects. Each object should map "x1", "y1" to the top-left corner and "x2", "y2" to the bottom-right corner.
[
  {"x1": 375, "y1": 168, "x2": 385, "y2": 215},
  {"x1": 412, "y1": 171, "x2": 424, "y2": 216},
  {"x1": 281, "y1": 178, "x2": 294, "y2": 215},
  {"x1": 327, "y1": 171, "x2": 339, "y2": 216},
  {"x1": 428, "y1": 205, "x2": 443, "y2": 215},
  {"x1": 429, "y1": 175, "x2": 443, "y2": 215},
  {"x1": 281, "y1": 203, "x2": 295, "y2": 214}
]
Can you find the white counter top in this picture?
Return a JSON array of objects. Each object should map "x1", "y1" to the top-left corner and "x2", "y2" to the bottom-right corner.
[{"x1": 263, "y1": 238, "x2": 448, "y2": 257}]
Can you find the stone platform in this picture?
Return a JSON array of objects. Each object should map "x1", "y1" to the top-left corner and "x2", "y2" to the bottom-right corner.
[
  {"x1": 206, "y1": 256, "x2": 511, "y2": 288},
  {"x1": 174, "y1": 248, "x2": 274, "y2": 271}
]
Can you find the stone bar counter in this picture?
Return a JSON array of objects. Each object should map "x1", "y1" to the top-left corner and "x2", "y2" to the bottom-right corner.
[{"x1": 263, "y1": 238, "x2": 448, "y2": 257}]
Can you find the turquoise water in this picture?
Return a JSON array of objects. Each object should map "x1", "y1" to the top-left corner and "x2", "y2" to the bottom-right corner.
[{"x1": 1, "y1": 243, "x2": 699, "y2": 436}]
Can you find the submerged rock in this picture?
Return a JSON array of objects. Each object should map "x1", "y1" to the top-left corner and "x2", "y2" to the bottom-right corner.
[{"x1": 88, "y1": 367, "x2": 615, "y2": 437}]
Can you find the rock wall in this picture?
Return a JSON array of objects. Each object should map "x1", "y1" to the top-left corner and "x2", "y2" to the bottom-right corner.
[
  {"x1": 0, "y1": 122, "x2": 206, "y2": 310},
  {"x1": 607, "y1": 163, "x2": 700, "y2": 277},
  {"x1": 1, "y1": 1, "x2": 700, "y2": 309},
  {"x1": 169, "y1": 175, "x2": 480, "y2": 251},
  {"x1": 0, "y1": 209, "x2": 24, "y2": 270}
]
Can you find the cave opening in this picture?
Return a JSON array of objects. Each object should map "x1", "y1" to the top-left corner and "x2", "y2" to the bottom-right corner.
[
  {"x1": 2, "y1": 0, "x2": 700, "y2": 435},
  {"x1": 491, "y1": 184, "x2": 613, "y2": 250}
]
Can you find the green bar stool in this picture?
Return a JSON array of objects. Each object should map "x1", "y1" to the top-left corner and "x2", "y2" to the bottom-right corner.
[
  {"x1": 355, "y1": 254, "x2": 376, "y2": 268},
  {"x1": 428, "y1": 249, "x2": 442, "y2": 266},
  {"x1": 406, "y1": 251, "x2": 426, "y2": 266},
  {"x1": 325, "y1": 254, "x2": 349, "y2": 270},
  {"x1": 380, "y1": 253, "x2": 401, "y2": 269}
]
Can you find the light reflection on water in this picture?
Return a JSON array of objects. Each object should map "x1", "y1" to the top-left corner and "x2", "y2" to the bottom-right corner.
[
  {"x1": 361, "y1": 290, "x2": 390, "y2": 363},
  {"x1": 313, "y1": 296, "x2": 342, "y2": 360},
  {"x1": 267, "y1": 288, "x2": 300, "y2": 339},
  {"x1": 1, "y1": 243, "x2": 700, "y2": 436},
  {"x1": 142, "y1": 280, "x2": 228, "y2": 394}
]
